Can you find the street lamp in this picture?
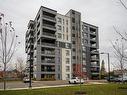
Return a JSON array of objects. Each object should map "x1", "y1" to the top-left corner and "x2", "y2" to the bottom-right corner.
[{"x1": 100, "y1": 52, "x2": 110, "y2": 81}]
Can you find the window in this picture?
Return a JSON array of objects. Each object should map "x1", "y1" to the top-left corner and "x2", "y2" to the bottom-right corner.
[
  {"x1": 72, "y1": 41, "x2": 75, "y2": 44},
  {"x1": 58, "y1": 33, "x2": 62, "y2": 39},
  {"x1": 58, "y1": 74, "x2": 60, "y2": 79},
  {"x1": 66, "y1": 58, "x2": 70, "y2": 64},
  {"x1": 66, "y1": 27, "x2": 68, "y2": 33},
  {"x1": 85, "y1": 39, "x2": 88, "y2": 44},
  {"x1": 57, "y1": 17, "x2": 62, "y2": 23},
  {"x1": 66, "y1": 35, "x2": 68, "y2": 40},
  {"x1": 66, "y1": 43, "x2": 71, "y2": 48},
  {"x1": 66, "y1": 20, "x2": 68, "y2": 25},
  {"x1": 73, "y1": 48, "x2": 75, "y2": 51},
  {"x1": 58, "y1": 49, "x2": 60, "y2": 54},
  {"x1": 72, "y1": 34, "x2": 75, "y2": 37},
  {"x1": 66, "y1": 66, "x2": 70, "y2": 72},
  {"x1": 72, "y1": 18, "x2": 75, "y2": 23},
  {"x1": 66, "y1": 50, "x2": 69, "y2": 55},
  {"x1": 73, "y1": 56, "x2": 76, "y2": 59},
  {"x1": 63, "y1": 26, "x2": 64, "y2": 32},
  {"x1": 72, "y1": 10, "x2": 75, "y2": 15},
  {"x1": 63, "y1": 19, "x2": 64, "y2": 24},
  {"x1": 63, "y1": 34, "x2": 65, "y2": 39},
  {"x1": 72, "y1": 26, "x2": 75, "y2": 30},
  {"x1": 58, "y1": 25, "x2": 62, "y2": 30},
  {"x1": 58, "y1": 57, "x2": 60, "y2": 63},
  {"x1": 66, "y1": 74, "x2": 70, "y2": 79},
  {"x1": 84, "y1": 33, "x2": 88, "y2": 37},
  {"x1": 58, "y1": 65, "x2": 60, "y2": 71}
]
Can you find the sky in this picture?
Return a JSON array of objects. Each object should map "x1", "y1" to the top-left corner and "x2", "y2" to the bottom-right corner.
[{"x1": 0, "y1": 0, "x2": 127, "y2": 71}]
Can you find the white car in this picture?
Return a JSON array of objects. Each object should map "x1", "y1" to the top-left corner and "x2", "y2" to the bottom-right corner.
[
  {"x1": 68, "y1": 77, "x2": 85, "y2": 84},
  {"x1": 23, "y1": 77, "x2": 30, "y2": 83}
]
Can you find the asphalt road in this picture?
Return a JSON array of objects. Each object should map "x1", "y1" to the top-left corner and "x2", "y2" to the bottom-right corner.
[{"x1": 0, "y1": 80, "x2": 69, "y2": 90}]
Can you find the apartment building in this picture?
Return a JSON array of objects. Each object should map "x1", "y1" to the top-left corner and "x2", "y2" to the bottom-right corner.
[
  {"x1": 25, "y1": 6, "x2": 100, "y2": 80},
  {"x1": 81, "y1": 22, "x2": 100, "y2": 79}
]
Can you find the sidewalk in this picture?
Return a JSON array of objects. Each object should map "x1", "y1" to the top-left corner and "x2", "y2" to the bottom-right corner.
[{"x1": 0, "y1": 81, "x2": 108, "y2": 91}]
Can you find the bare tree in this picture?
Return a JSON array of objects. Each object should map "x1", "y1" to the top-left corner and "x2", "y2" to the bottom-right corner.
[
  {"x1": 119, "y1": 0, "x2": 127, "y2": 11},
  {"x1": 16, "y1": 57, "x2": 25, "y2": 80},
  {"x1": 0, "y1": 13, "x2": 19, "y2": 90},
  {"x1": 111, "y1": 39, "x2": 127, "y2": 83},
  {"x1": 111, "y1": 1, "x2": 127, "y2": 80},
  {"x1": 114, "y1": 0, "x2": 127, "y2": 40}
]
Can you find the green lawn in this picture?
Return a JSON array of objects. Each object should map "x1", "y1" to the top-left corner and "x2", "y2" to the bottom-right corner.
[{"x1": 0, "y1": 84, "x2": 127, "y2": 95}]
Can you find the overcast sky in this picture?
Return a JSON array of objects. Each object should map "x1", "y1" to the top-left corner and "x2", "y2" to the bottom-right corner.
[{"x1": 0, "y1": 0, "x2": 127, "y2": 70}]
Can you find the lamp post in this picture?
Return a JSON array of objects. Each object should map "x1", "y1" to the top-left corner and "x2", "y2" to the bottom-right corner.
[{"x1": 100, "y1": 52, "x2": 110, "y2": 82}]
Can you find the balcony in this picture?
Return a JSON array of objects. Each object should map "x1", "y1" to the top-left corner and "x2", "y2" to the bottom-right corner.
[
  {"x1": 91, "y1": 51, "x2": 99, "y2": 55},
  {"x1": 41, "y1": 43, "x2": 56, "y2": 47},
  {"x1": 91, "y1": 56, "x2": 99, "y2": 61},
  {"x1": 43, "y1": 24, "x2": 56, "y2": 30},
  {"x1": 90, "y1": 38, "x2": 96, "y2": 42},
  {"x1": 43, "y1": 15, "x2": 56, "y2": 21},
  {"x1": 91, "y1": 72, "x2": 99, "y2": 75},
  {"x1": 41, "y1": 60, "x2": 55, "y2": 63},
  {"x1": 41, "y1": 51, "x2": 55, "y2": 55},
  {"x1": 43, "y1": 32, "x2": 56, "y2": 38},
  {"x1": 91, "y1": 64, "x2": 99, "y2": 67},
  {"x1": 90, "y1": 44, "x2": 97, "y2": 48}
]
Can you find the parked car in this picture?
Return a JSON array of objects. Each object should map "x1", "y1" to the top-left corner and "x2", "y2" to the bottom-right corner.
[
  {"x1": 23, "y1": 77, "x2": 30, "y2": 83},
  {"x1": 115, "y1": 77, "x2": 127, "y2": 83},
  {"x1": 106, "y1": 76, "x2": 119, "y2": 82},
  {"x1": 68, "y1": 77, "x2": 85, "y2": 84}
]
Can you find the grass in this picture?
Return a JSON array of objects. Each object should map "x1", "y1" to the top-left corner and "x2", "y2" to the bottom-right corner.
[{"x1": 0, "y1": 83, "x2": 127, "y2": 95}]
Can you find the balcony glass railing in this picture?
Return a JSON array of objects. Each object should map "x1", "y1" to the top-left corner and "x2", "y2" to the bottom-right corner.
[{"x1": 43, "y1": 15, "x2": 56, "y2": 21}]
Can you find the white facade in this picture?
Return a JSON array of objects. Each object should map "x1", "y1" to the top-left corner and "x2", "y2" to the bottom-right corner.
[
  {"x1": 56, "y1": 13, "x2": 71, "y2": 42},
  {"x1": 56, "y1": 14, "x2": 72, "y2": 80},
  {"x1": 61, "y1": 48, "x2": 72, "y2": 80}
]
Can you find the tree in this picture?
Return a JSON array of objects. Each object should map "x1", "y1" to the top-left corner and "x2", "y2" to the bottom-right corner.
[
  {"x1": 111, "y1": 0, "x2": 127, "y2": 83},
  {"x1": 114, "y1": 0, "x2": 127, "y2": 40},
  {"x1": 100, "y1": 60, "x2": 106, "y2": 79},
  {"x1": 0, "y1": 13, "x2": 19, "y2": 90},
  {"x1": 111, "y1": 39, "x2": 127, "y2": 83},
  {"x1": 15, "y1": 57, "x2": 26, "y2": 80},
  {"x1": 119, "y1": 0, "x2": 127, "y2": 11}
]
